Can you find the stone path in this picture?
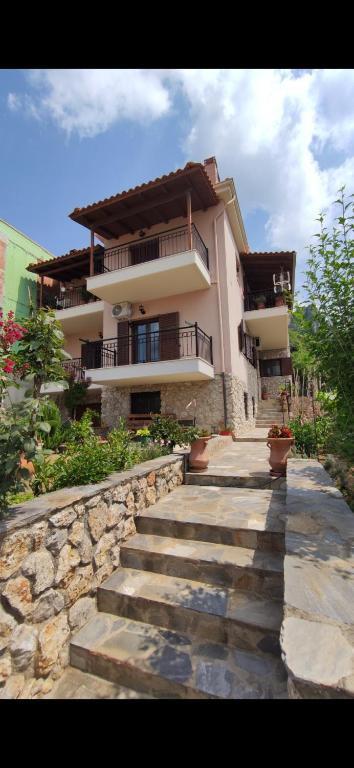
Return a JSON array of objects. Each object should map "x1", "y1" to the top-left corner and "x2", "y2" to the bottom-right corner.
[{"x1": 54, "y1": 439, "x2": 288, "y2": 699}]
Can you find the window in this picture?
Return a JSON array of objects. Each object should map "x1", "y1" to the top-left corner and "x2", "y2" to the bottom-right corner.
[
  {"x1": 260, "y1": 359, "x2": 282, "y2": 377},
  {"x1": 244, "y1": 392, "x2": 249, "y2": 419},
  {"x1": 238, "y1": 322, "x2": 257, "y2": 368},
  {"x1": 131, "y1": 391, "x2": 161, "y2": 415}
]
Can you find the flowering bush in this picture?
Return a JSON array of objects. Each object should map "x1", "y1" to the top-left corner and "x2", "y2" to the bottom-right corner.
[
  {"x1": 0, "y1": 310, "x2": 28, "y2": 392},
  {"x1": 267, "y1": 424, "x2": 293, "y2": 438}
]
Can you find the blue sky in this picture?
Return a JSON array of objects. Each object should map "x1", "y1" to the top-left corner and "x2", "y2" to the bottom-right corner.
[{"x1": 1, "y1": 69, "x2": 354, "y2": 292}]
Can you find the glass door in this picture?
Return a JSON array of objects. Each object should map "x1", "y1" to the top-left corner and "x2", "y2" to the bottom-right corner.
[{"x1": 133, "y1": 320, "x2": 160, "y2": 363}]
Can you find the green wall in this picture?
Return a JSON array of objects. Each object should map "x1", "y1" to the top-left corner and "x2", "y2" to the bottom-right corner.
[{"x1": 0, "y1": 220, "x2": 54, "y2": 320}]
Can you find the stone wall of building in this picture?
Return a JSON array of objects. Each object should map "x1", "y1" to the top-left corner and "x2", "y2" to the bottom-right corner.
[
  {"x1": 258, "y1": 348, "x2": 292, "y2": 399},
  {"x1": 225, "y1": 361, "x2": 259, "y2": 436},
  {"x1": 102, "y1": 369, "x2": 259, "y2": 437},
  {"x1": 0, "y1": 454, "x2": 183, "y2": 699},
  {"x1": 102, "y1": 379, "x2": 226, "y2": 433}
]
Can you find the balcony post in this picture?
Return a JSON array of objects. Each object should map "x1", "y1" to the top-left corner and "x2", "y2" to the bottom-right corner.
[
  {"x1": 186, "y1": 191, "x2": 192, "y2": 250},
  {"x1": 210, "y1": 336, "x2": 213, "y2": 365},
  {"x1": 90, "y1": 230, "x2": 94, "y2": 276},
  {"x1": 39, "y1": 275, "x2": 43, "y2": 308},
  {"x1": 194, "y1": 322, "x2": 199, "y2": 358}
]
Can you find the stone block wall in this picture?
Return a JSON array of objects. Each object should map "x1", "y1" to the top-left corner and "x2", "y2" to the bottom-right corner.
[
  {"x1": 0, "y1": 454, "x2": 183, "y2": 699},
  {"x1": 258, "y1": 347, "x2": 292, "y2": 398},
  {"x1": 102, "y1": 369, "x2": 259, "y2": 438}
]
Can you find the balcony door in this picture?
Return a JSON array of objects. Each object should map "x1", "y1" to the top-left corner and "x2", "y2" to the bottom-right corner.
[
  {"x1": 133, "y1": 320, "x2": 160, "y2": 363},
  {"x1": 130, "y1": 238, "x2": 159, "y2": 265}
]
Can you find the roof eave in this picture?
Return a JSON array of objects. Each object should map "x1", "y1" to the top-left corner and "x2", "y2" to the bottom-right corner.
[{"x1": 215, "y1": 179, "x2": 249, "y2": 254}]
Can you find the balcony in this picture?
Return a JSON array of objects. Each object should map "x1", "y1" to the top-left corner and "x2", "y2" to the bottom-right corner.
[
  {"x1": 41, "y1": 358, "x2": 101, "y2": 395},
  {"x1": 42, "y1": 286, "x2": 103, "y2": 336},
  {"x1": 82, "y1": 323, "x2": 214, "y2": 385},
  {"x1": 243, "y1": 289, "x2": 289, "y2": 350},
  {"x1": 86, "y1": 224, "x2": 211, "y2": 304}
]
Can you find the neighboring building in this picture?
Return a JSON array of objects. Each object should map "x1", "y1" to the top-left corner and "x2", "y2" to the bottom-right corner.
[
  {"x1": 27, "y1": 158, "x2": 295, "y2": 435},
  {"x1": 0, "y1": 219, "x2": 54, "y2": 319}
]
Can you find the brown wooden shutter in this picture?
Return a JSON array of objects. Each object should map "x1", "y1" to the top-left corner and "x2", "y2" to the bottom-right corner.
[
  {"x1": 117, "y1": 321, "x2": 130, "y2": 366},
  {"x1": 281, "y1": 357, "x2": 293, "y2": 375},
  {"x1": 159, "y1": 312, "x2": 180, "y2": 361}
]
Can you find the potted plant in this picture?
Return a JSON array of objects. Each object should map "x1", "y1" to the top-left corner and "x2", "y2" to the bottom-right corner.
[
  {"x1": 219, "y1": 423, "x2": 233, "y2": 436},
  {"x1": 266, "y1": 424, "x2": 294, "y2": 477},
  {"x1": 184, "y1": 426, "x2": 212, "y2": 471},
  {"x1": 262, "y1": 386, "x2": 269, "y2": 400},
  {"x1": 275, "y1": 292, "x2": 286, "y2": 307},
  {"x1": 136, "y1": 426, "x2": 150, "y2": 445},
  {"x1": 255, "y1": 294, "x2": 266, "y2": 309}
]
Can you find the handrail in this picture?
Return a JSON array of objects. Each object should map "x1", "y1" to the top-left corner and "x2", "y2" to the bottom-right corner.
[
  {"x1": 82, "y1": 323, "x2": 213, "y2": 368},
  {"x1": 95, "y1": 223, "x2": 209, "y2": 274}
]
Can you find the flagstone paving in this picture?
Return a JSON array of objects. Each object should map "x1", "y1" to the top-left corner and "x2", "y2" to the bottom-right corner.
[{"x1": 65, "y1": 439, "x2": 288, "y2": 698}]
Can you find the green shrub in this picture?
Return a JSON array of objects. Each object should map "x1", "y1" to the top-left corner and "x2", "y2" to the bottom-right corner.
[
  {"x1": 39, "y1": 399, "x2": 63, "y2": 450},
  {"x1": 60, "y1": 409, "x2": 95, "y2": 450},
  {"x1": 288, "y1": 415, "x2": 333, "y2": 457},
  {"x1": 149, "y1": 415, "x2": 183, "y2": 448}
]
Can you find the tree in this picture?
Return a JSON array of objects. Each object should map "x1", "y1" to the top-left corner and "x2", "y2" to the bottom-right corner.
[
  {"x1": 15, "y1": 307, "x2": 69, "y2": 398},
  {"x1": 294, "y1": 188, "x2": 354, "y2": 459}
]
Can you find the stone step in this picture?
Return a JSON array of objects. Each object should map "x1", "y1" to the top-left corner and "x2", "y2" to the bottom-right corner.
[
  {"x1": 44, "y1": 666, "x2": 155, "y2": 699},
  {"x1": 98, "y1": 568, "x2": 283, "y2": 656},
  {"x1": 120, "y1": 534, "x2": 284, "y2": 598},
  {"x1": 70, "y1": 613, "x2": 288, "y2": 699},
  {"x1": 185, "y1": 471, "x2": 284, "y2": 490},
  {"x1": 135, "y1": 485, "x2": 285, "y2": 552}
]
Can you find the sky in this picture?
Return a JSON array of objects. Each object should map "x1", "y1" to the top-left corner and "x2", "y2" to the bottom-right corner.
[{"x1": 1, "y1": 68, "x2": 354, "y2": 294}]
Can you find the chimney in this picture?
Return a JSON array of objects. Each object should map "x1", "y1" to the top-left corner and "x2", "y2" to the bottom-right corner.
[{"x1": 203, "y1": 156, "x2": 220, "y2": 185}]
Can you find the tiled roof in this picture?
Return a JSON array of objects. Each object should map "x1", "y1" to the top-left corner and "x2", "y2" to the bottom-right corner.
[
  {"x1": 27, "y1": 245, "x2": 103, "y2": 273},
  {"x1": 69, "y1": 162, "x2": 215, "y2": 217}
]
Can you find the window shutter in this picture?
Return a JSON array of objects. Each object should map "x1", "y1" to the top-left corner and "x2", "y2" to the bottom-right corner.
[
  {"x1": 117, "y1": 321, "x2": 130, "y2": 366},
  {"x1": 160, "y1": 312, "x2": 180, "y2": 361},
  {"x1": 281, "y1": 357, "x2": 293, "y2": 375}
]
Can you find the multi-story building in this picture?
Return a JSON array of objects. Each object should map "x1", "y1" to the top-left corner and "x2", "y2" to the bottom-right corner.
[
  {"x1": 0, "y1": 219, "x2": 54, "y2": 319},
  {"x1": 27, "y1": 157, "x2": 295, "y2": 434}
]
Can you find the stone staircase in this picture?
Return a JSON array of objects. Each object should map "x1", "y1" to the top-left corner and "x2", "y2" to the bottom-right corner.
[
  {"x1": 256, "y1": 398, "x2": 287, "y2": 429},
  {"x1": 69, "y1": 482, "x2": 288, "y2": 698}
]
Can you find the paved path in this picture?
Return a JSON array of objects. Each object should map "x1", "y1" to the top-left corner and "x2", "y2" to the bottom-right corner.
[{"x1": 49, "y1": 438, "x2": 288, "y2": 699}]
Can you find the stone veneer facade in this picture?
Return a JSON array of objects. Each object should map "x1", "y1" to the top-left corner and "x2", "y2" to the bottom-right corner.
[
  {"x1": 258, "y1": 348, "x2": 292, "y2": 398},
  {"x1": 0, "y1": 454, "x2": 183, "y2": 700},
  {"x1": 101, "y1": 366, "x2": 258, "y2": 438}
]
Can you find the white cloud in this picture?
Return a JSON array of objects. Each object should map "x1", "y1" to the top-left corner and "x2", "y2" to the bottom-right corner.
[
  {"x1": 7, "y1": 68, "x2": 354, "y2": 286},
  {"x1": 17, "y1": 69, "x2": 171, "y2": 138}
]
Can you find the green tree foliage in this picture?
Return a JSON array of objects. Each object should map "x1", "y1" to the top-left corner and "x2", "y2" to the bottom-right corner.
[
  {"x1": 15, "y1": 308, "x2": 69, "y2": 398},
  {"x1": 293, "y1": 188, "x2": 354, "y2": 460}
]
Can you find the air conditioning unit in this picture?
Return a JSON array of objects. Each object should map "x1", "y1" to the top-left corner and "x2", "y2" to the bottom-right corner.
[{"x1": 112, "y1": 302, "x2": 132, "y2": 320}]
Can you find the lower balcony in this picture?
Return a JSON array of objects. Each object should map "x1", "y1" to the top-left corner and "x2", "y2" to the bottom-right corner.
[{"x1": 82, "y1": 324, "x2": 214, "y2": 386}]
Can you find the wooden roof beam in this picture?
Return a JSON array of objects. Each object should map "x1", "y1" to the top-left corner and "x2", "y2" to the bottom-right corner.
[{"x1": 84, "y1": 187, "x2": 193, "y2": 228}]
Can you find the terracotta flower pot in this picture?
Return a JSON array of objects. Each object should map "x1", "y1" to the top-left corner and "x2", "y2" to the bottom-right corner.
[
  {"x1": 189, "y1": 436, "x2": 212, "y2": 471},
  {"x1": 256, "y1": 302, "x2": 266, "y2": 309},
  {"x1": 266, "y1": 437, "x2": 294, "y2": 477},
  {"x1": 219, "y1": 430, "x2": 232, "y2": 436},
  {"x1": 275, "y1": 296, "x2": 285, "y2": 307}
]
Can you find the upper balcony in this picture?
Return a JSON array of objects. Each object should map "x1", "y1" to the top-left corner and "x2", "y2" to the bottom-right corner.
[
  {"x1": 240, "y1": 250, "x2": 296, "y2": 351},
  {"x1": 86, "y1": 224, "x2": 210, "y2": 304}
]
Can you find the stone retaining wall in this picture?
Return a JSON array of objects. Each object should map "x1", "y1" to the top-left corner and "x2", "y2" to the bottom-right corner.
[
  {"x1": 281, "y1": 458, "x2": 354, "y2": 699},
  {"x1": 0, "y1": 454, "x2": 183, "y2": 699}
]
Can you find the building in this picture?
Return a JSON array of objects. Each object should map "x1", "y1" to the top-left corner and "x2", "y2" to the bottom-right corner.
[
  {"x1": 27, "y1": 157, "x2": 295, "y2": 435},
  {"x1": 0, "y1": 219, "x2": 54, "y2": 319}
]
